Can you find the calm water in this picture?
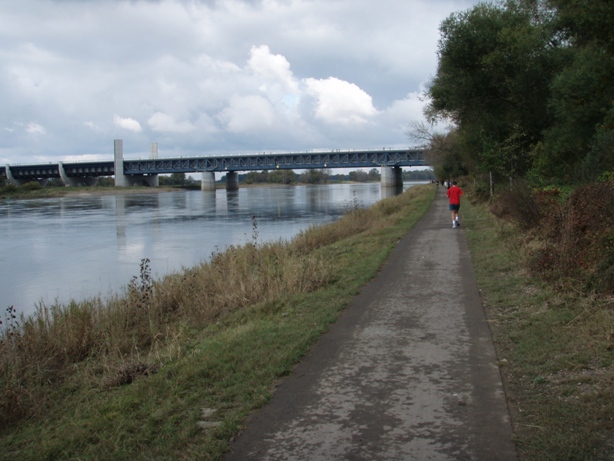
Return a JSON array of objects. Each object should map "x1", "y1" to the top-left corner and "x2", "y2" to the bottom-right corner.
[{"x1": 0, "y1": 182, "x2": 418, "y2": 316}]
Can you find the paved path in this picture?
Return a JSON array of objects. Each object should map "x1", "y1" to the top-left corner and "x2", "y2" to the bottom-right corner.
[{"x1": 223, "y1": 188, "x2": 517, "y2": 461}]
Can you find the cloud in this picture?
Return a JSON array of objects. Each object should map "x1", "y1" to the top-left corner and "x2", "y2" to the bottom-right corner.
[
  {"x1": 0, "y1": 0, "x2": 483, "y2": 162},
  {"x1": 26, "y1": 122, "x2": 46, "y2": 134},
  {"x1": 304, "y1": 77, "x2": 378, "y2": 126},
  {"x1": 248, "y1": 45, "x2": 298, "y2": 93},
  {"x1": 217, "y1": 95, "x2": 277, "y2": 133},
  {"x1": 113, "y1": 115, "x2": 142, "y2": 133},
  {"x1": 148, "y1": 112, "x2": 195, "y2": 133}
]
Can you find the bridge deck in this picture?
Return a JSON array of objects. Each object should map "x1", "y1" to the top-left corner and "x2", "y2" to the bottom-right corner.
[{"x1": 2, "y1": 148, "x2": 426, "y2": 181}]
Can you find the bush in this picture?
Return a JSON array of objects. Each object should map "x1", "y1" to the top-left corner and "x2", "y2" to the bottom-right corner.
[
  {"x1": 516, "y1": 181, "x2": 614, "y2": 293},
  {"x1": 1, "y1": 184, "x2": 18, "y2": 194},
  {"x1": 21, "y1": 181, "x2": 43, "y2": 191},
  {"x1": 490, "y1": 181, "x2": 545, "y2": 230}
]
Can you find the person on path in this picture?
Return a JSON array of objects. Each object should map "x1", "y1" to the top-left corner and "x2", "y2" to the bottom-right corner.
[{"x1": 447, "y1": 180, "x2": 463, "y2": 228}]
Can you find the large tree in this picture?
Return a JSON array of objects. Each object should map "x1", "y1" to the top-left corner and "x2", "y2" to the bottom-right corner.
[
  {"x1": 426, "y1": 0, "x2": 614, "y2": 184},
  {"x1": 537, "y1": 0, "x2": 614, "y2": 182},
  {"x1": 426, "y1": 0, "x2": 558, "y2": 179}
]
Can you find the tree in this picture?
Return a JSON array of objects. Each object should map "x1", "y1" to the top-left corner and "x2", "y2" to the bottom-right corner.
[
  {"x1": 268, "y1": 169, "x2": 297, "y2": 184},
  {"x1": 426, "y1": 0, "x2": 559, "y2": 179},
  {"x1": 536, "y1": 0, "x2": 614, "y2": 181},
  {"x1": 300, "y1": 169, "x2": 328, "y2": 184},
  {"x1": 367, "y1": 168, "x2": 381, "y2": 181},
  {"x1": 407, "y1": 122, "x2": 467, "y2": 181},
  {"x1": 349, "y1": 170, "x2": 368, "y2": 182}
]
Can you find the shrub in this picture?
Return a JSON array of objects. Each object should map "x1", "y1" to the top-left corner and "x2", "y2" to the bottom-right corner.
[
  {"x1": 489, "y1": 179, "x2": 614, "y2": 293},
  {"x1": 21, "y1": 181, "x2": 43, "y2": 191},
  {"x1": 1, "y1": 184, "x2": 18, "y2": 194},
  {"x1": 490, "y1": 182, "x2": 545, "y2": 231}
]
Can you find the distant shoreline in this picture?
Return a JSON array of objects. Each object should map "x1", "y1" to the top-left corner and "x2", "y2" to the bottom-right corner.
[{"x1": 1, "y1": 181, "x2": 411, "y2": 200}]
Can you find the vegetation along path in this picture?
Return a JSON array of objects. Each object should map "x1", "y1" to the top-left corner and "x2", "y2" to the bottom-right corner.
[{"x1": 223, "y1": 187, "x2": 517, "y2": 460}]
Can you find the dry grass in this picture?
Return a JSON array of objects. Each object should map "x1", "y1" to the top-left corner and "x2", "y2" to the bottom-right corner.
[
  {"x1": 0, "y1": 185, "x2": 430, "y2": 431},
  {"x1": 464, "y1": 191, "x2": 614, "y2": 460}
]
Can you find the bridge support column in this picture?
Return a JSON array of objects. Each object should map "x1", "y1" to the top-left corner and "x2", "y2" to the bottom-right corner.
[
  {"x1": 114, "y1": 139, "x2": 128, "y2": 187},
  {"x1": 381, "y1": 166, "x2": 403, "y2": 187},
  {"x1": 5, "y1": 165, "x2": 25, "y2": 186},
  {"x1": 58, "y1": 161, "x2": 79, "y2": 187},
  {"x1": 226, "y1": 171, "x2": 239, "y2": 191},
  {"x1": 114, "y1": 140, "x2": 158, "y2": 187},
  {"x1": 201, "y1": 172, "x2": 216, "y2": 191}
]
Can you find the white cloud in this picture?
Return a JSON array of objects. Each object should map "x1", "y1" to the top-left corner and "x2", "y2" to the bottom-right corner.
[
  {"x1": 382, "y1": 91, "x2": 426, "y2": 130},
  {"x1": 113, "y1": 115, "x2": 142, "y2": 133},
  {"x1": 0, "y1": 0, "x2": 483, "y2": 162},
  {"x1": 217, "y1": 95, "x2": 277, "y2": 133},
  {"x1": 248, "y1": 45, "x2": 298, "y2": 93},
  {"x1": 304, "y1": 77, "x2": 378, "y2": 125},
  {"x1": 26, "y1": 122, "x2": 45, "y2": 134},
  {"x1": 148, "y1": 112, "x2": 195, "y2": 133}
]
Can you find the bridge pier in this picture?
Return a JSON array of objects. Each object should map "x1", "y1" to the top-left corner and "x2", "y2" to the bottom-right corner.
[
  {"x1": 5, "y1": 165, "x2": 25, "y2": 186},
  {"x1": 381, "y1": 166, "x2": 403, "y2": 187},
  {"x1": 114, "y1": 139, "x2": 128, "y2": 187},
  {"x1": 201, "y1": 172, "x2": 216, "y2": 191},
  {"x1": 113, "y1": 139, "x2": 158, "y2": 187},
  {"x1": 58, "y1": 162, "x2": 79, "y2": 186},
  {"x1": 226, "y1": 171, "x2": 239, "y2": 191}
]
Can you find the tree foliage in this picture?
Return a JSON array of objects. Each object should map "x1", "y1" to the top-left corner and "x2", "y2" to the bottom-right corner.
[
  {"x1": 425, "y1": 0, "x2": 614, "y2": 185},
  {"x1": 406, "y1": 122, "x2": 467, "y2": 181}
]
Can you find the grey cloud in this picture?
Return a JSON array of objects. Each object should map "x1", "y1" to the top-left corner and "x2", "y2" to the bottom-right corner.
[{"x1": 1, "y1": 0, "x2": 482, "y2": 163}]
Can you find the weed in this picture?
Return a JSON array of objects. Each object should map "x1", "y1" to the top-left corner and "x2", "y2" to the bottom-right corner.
[{"x1": 252, "y1": 215, "x2": 259, "y2": 245}]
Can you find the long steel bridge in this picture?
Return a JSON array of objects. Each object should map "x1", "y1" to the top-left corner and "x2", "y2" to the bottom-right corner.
[{"x1": 2, "y1": 143, "x2": 427, "y2": 190}]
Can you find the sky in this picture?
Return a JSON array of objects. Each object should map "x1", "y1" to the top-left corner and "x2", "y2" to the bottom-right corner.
[{"x1": 0, "y1": 0, "x2": 482, "y2": 165}]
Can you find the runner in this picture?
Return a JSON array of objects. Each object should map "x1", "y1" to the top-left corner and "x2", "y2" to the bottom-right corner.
[{"x1": 447, "y1": 180, "x2": 463, "y2": 228}]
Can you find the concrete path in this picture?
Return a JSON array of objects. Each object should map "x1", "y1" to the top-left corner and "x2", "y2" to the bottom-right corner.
[{"x1": 223, "y1": 188, "x2": 518, "y2": 461}]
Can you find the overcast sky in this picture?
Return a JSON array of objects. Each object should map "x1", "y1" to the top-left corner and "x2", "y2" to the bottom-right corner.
[{"x1": 1, "y1": 0, "x2": 482, "y2": 165}]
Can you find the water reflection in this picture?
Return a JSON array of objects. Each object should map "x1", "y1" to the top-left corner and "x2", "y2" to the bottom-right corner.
[
  {"x1": 0, "y1": 182, "x2": 421, "y2": 316},
  {"x1": 116, "y1": 195, "x2": 126, "y2": 248},
  {"x1": 381, "y1": 184, "x2": 405, "y2": 199},
  {"x1": 226, "y1": 189, "x2": 239, "y2": 214}
]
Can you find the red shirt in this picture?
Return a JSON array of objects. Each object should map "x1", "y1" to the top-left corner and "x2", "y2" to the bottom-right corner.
[{"x1": 447, "y1": 185, "x2": 463, "y2": 205}]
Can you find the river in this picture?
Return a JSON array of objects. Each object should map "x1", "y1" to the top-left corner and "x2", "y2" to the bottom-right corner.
[{"x1": 0, "y1": 182, "x2": 419, "y2": 317}]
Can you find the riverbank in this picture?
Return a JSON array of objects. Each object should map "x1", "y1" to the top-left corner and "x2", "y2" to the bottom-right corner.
[
  {"x1": 2, "y1": 183, "x2": 610, "y2": 460},
  {"x1": 0, "y1": 185, "x2": 178, "y2": 200},
  {"x1": 0, "y1": 181, "x2": 387, "y2": 200},
  {"x1": 0, "y1": 185, "x2": 435, "y2": 460}
]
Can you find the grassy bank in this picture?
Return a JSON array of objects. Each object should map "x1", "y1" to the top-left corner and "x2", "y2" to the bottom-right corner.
[
  {"x1": 462, "y1": 195, "x2": 614, "y2": 460},
  {"x1": 0, "y1": 184, "x2": 179, "y2": 200},
  {"x1": 0, "y1": 185, "x2": 435, "y2": 460}
]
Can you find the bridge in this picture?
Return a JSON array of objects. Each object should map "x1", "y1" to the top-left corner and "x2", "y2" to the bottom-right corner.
[{"x1": 2, "y1": 140, "x2": 427, "y2": 191}]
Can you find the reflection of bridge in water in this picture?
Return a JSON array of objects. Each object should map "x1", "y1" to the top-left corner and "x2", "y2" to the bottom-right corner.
[{"x1": 2, "y1": 140, "x2": 427, "y2": 191}]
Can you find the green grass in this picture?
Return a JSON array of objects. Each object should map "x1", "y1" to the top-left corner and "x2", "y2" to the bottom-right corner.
[
  {"x1": 10, "y1": 182, "x2": 612, "y2": 460},
  {"x1": 0, "y1": 185, "x2": 435, "y2": 461},
  {"x1": 463, "y1": 196, "x2": 614, "y2": 461}
]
